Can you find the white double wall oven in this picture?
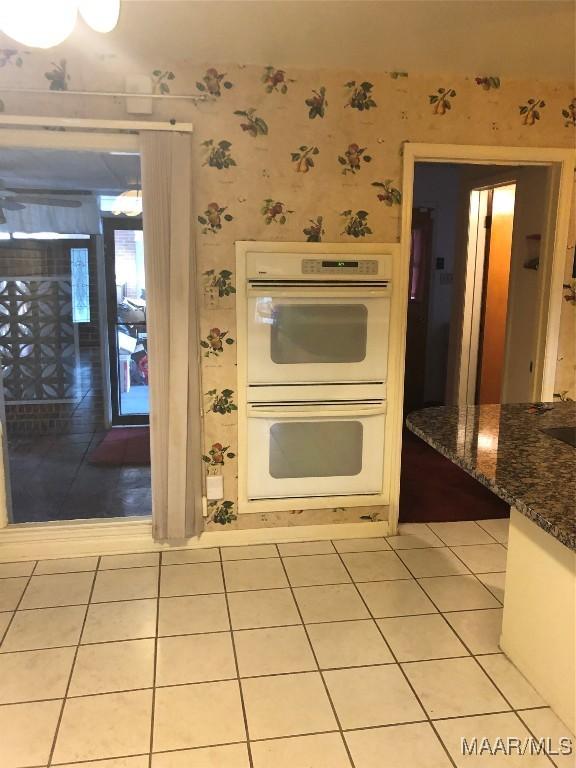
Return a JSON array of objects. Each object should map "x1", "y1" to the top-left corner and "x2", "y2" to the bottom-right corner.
[{"x1": 236, "y1": 242, "x2": 399, "y2": 514}]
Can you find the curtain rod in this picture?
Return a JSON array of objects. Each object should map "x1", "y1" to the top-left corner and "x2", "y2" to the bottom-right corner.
[
  {"x1": 0, "y1": 115, "x2": 194, "y2": 132},
  {"x1": 0, "y1": 87, "x2": 206, "y2": 102}
]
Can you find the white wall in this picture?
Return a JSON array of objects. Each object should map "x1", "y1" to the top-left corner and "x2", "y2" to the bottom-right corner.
[{"x1": 502, "y1": 166, "x2": 550, "y2": 402}]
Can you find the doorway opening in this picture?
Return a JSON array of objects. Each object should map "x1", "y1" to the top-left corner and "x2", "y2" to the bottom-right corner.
[
  {"x1": 103, "y1": 217, "x2": 149, "y2": 425},
  {"x1": 400, "y1": 160, "x2": 555, "y2": 523},
  {"x1": 0, "y1": 147, "x2": 151, "y2": 523}
]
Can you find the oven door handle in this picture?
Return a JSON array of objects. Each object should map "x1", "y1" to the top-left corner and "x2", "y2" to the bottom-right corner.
[
  {"x1": 247, "y1": 287, "x2": 390, "y2": 299},
  {"x1": 247, "y1": 404, "x2": 387, "y2": 418}
]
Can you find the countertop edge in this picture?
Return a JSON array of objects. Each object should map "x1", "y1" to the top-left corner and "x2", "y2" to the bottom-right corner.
[{"x1": 405, "y1": 415, "x2": 575, "y2": 552}]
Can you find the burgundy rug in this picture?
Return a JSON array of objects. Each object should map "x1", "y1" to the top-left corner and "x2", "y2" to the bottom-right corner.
[
  {"x1": 400, "y1": 429, "x2": 509, "y2": 523},
  {"x1": 89, "y1": 428, "x2": 150, "y2": 467}
]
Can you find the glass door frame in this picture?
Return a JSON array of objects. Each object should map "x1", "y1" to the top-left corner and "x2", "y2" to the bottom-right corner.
[{"x1": 103, "y1": 216, "x2": 149, "y2": 426}]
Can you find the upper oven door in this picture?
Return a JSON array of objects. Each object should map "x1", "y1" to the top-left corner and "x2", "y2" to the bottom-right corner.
[{"x1": 247, "y1": 286, "x2": 390, "y2": 385}]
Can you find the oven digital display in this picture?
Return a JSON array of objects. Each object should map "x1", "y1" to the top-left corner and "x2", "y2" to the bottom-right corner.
[{"x1": 321, "y1": 260, "x2": 359, "y2": 268}]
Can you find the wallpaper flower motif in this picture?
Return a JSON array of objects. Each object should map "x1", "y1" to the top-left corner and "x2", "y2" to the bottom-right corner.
[
  {"x1": 345, "y1": 81, "x2": 377, "y2": 111},
  {"x1": 261, "y1": 199, "x2": 294, "y2": 225},
  {"x1": 338, "y1": 143, "x2": 372, "y2": 175},
  {"x1": 372, "y1": 180, "x2": 402, "y2": 206},
  {"x1": 262, "y1": 66, "x2": 294, "y2": 94},
  {"x1": 202, "y1": 139, "x2": 237, "y2": 169},
  {"x1": 341, "y1": 210, "x2": 372, "y2": 238},
  {"x1": 205, "y1": 389, "x2": 237, "y2": 415},
  {"x1": 291, "y1": 145, "x2": 320, "y2": 173},
  {"x1": 203, "y1": 269, "x2": 236, "y2": 297},
  {"x1": 389, "y1": 71, "x2": 408, "y2": 80},
  {"x1": 200, "y1": 328, "x2": 235, "y2": 358},
  {"x1": 475, "y1": 76, "x2": 501, "y2": 90},
  {"x1": 561, "y1": 99, "x2": 576, "y2": 127},
  {"x1": 45, "y1": 60, "x2": 69, "y2": 91},
  {"x1": 202, "y1": 442, "x2": 236, "y2": 467},
  {"x1": 429, "y1": 87, "x2": 456, "y2": 115},
  {"x1": 151, "y1": 69, "x2": 175, "y2": 94},
  {"x1": 0, "y1": 49, "x2": 25, "y2": 68},
  {"x1": 208, "y1": 500, "x2": 237, "y2": 525},
  {"x1": 563, "y1": 282, "x2": 576, "y2": 305},
  {"x1": 198, "y1": 203, "x2": 234, "y2": 234},
  {"x1": 519, "y1": 98, "x2": 546, "y2": 125},
  {"x1": 234, "y1": 108, "x2": 269, "y2": 137},
  {"x1": 305, "y1": 87, "x2": 328, "y2": 119},
  {"x1": 303, "y1": 216, "x2": 325, "y2": 242},
  {"x1": 196, "y1": 68, "x2": 233, "y2": 97}
]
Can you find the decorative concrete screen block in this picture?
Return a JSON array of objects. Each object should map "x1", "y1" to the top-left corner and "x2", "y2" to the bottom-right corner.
[{"x1": 0, "y1": 277, "x2": 76, "y2": 401}]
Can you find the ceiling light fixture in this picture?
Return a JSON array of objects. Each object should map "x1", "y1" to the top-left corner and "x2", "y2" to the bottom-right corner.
[
  {"x1": 113, "y1": 190, "x2": 143, "y2": 217},
  {"x1": 0, "y1": 0, "x2": 120, "y2": 49},
  {"x1": 78, "y1": 0, "x2": 120, "y2": 34}
]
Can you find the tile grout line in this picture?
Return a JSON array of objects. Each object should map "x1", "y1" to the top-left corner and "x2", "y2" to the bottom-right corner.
[
  {"x1": 513, "y1": 710, "x2": 562, "y2": 768},
  {"x1": 13, "y1": 702, "x2": 555, "y2": 768},
  {"x1": 147, "y1": 556, "x2": 162, "y2": 768},
  {"x1": 1, "y1": 664, "x2": 560, "y2": 706},
  {"x1": 445, "y1": 547, "x2": 506, "y2": 607},
  {"x1": 381, "y1": 548, "x2": 555, "y2": 766},
  {"x1": 274, "y1": 542, "x2": 358, "y2": 768},
  {"x1": 0, "y1": 611, "x2": 510, "y2": 657},
  {"x1": 329, "y1": 542, "x2": 460, "y2": 768},
  {"x1": 46, "y1": 557, "x2": 100, "y2": 768},
  {"x1": 0, "y1": 563, "x2": 38, "y2": 649},
  {"x1": 0, "y1": 526, "x2": 511, "y2": 574},
  {"x1": 218, "y1": 547, "x2": 255, "y2": 768}
]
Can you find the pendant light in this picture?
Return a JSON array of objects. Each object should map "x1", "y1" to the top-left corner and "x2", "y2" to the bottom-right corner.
[
  {"x1": 0, "y1": 0, "x2": 121, "y2": 49},
  {"x1": 113, "y1": 190, "x2": 143, "y2": 217},
  {"x1": 78, "y1": 0, "x2": 120, "y2": 34},
  {"x1": 0, "y1": 1, "x2": 78, "y2": 49}
]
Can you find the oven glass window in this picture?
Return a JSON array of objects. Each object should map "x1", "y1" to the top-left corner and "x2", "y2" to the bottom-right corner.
[
  {"x1": 269, "y1": 421, "x2": 363, "y2": 478},
  {"x1": 270, "y1": 304, "x2": 367, "y2": 364}
]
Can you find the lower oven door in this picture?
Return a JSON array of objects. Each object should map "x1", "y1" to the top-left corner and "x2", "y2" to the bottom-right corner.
[{"x1": 247, "y1": 401, "x2": 386, "y2": 500}]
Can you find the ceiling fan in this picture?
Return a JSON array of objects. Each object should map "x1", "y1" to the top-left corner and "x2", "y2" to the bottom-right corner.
[{"x1": 0, "y1": 180, "x2": 83, "y2": 225}]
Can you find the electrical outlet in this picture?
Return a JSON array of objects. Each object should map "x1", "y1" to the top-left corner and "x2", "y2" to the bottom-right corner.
[{"x1": 206, "y1": 475, "x2": 224, "y2": 500}]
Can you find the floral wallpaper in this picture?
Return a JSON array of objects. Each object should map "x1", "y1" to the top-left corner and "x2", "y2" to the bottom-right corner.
[{"x1": 0, "y1": 49, "x2": 574, "y2": 530}]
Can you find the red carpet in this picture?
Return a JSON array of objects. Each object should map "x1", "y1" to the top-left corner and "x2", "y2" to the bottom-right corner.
[
  {"x1": 89, "y1": 428, "x2": 150, "y2": 467},
  {"x1": 400, "y1": 429, "x2": 510, "y2": 523}
]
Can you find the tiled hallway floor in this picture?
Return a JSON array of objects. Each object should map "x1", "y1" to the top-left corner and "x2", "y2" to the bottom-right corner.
[
  {"x1": 0, "y1": 520, "x2": 572, "y2": 767},
  {"x1": 8, "y1": 432, "x2": 152, "y2": 524}
]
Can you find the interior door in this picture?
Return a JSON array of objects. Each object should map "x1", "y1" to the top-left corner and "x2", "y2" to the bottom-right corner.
[
  {"x1": 404, "y1": 208, "x2": 434, "y2": 414},
  {"x1": 103, "y1": 217, "x2": 149, "y2": 426}
]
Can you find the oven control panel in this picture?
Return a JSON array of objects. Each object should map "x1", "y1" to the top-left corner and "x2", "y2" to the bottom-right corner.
[{"x1": 302, "y1": 259, "x2": 378, "y2": 275}]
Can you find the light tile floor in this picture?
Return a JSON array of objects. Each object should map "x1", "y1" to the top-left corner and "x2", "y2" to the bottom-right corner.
[{"x1": 0, "y1": 519, "x2": 573, "y2": 768}]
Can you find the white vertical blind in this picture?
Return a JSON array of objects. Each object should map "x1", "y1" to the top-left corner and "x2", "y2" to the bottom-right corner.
[{"x1": 140, "y1": 131, "x2": 202, "y2": 540}]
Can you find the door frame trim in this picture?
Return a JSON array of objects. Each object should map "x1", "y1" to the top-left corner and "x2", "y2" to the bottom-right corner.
[
  {"x1": 394, "y1": 143, "x2": 575, "y2": 534},
  {"x1": 0, "y1": 119, "x2": 166, "y2": 531}
]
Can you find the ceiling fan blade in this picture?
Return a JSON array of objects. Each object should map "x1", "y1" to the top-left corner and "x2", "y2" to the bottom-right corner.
[
  {"x1": 8, "y1": 195, "x2": 83, "y2": 208},
  {"x1": 0, "y1": 199, "x2": 26, "y2": 211}
]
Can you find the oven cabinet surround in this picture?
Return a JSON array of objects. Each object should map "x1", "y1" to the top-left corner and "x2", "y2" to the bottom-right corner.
[
  {"x1": 0, "y1": 57, "x2": 574, "y2": 539},
  {"x1": 235, "y1": 242, "x2": 401, "y2": 517},
  {"x1": 501, "y1": 508, "x2": 575, "y2": 734},
  {"x1": 406, "y1": 403, "x2": 576, "y2": 733}
]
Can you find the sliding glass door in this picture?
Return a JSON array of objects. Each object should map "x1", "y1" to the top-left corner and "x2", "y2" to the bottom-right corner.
[{"x1": 103, "y1": 218, "x2": 149, "y2": 426}]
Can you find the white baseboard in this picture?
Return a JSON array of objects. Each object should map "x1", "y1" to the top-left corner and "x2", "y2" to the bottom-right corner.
[{"x1": 0, "y1": 518, "x2": 390, "y2": 562}]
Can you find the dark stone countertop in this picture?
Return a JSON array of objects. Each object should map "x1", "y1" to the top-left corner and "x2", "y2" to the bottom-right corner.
[{"x1": 406, "y1": 402, "x2": 576, "y2": 552}]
